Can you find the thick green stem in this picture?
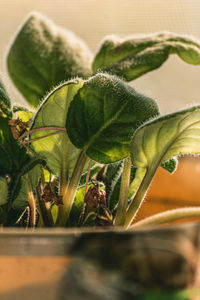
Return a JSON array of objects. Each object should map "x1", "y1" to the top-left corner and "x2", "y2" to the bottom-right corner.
[
  {"x1": 56, "y1": 150, "x2": 87, "y2": 227},
  {"x1": 124, "y1": 164, "x2": 158, "y2": 228},
  {"x1": 130, "y1": 207, "x2": 200, "y2": 229},
  {"x1": 114, "y1": 157, "x2": 131, "y2": 226}
]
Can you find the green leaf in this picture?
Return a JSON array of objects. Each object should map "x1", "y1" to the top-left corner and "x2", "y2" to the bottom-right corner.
[
  {"x1": 125, "y1": 105, "x2": 200, "y2": 227},
  {"x1": 7, "y1": 12, "x2": 92, "y2": 108},
  {"x1": 12, "y1": 164, "x2": 42, "y2": 210},
  {"x1": 0, "y1": 78, "x2": 12, "y2": 118},
  {"x1": 0, "y1": 177, "x2": 8, "y2": 205},
  {"x1": 10, "y1": 157, "x2": 46, "y2": 202},
  {"x1": 13, "y1": 105, "x2": 34, "y2": 122},
  {"x1": 67, "y1": 73, "x2": 159, "y2": 163},
  {"x1": 130, "y1": 106, "x2": 200, "y2": 170},
  {"x1": 30, "y1": 80, "x2": 85, "y2": 177},
  {"x1": 0, "y1": 116, "x2": 29, "y2": 175},
  {"x1": 161, "y1": 158, "x2": 178, "y2": 174},
  {"x1": 92, "y1": 32, "x2": 200, "y2": 81}
]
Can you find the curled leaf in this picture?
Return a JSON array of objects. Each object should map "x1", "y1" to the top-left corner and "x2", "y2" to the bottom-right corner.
[{"x1": 93, "y1": 32, "x2": 200, "y2": 81}]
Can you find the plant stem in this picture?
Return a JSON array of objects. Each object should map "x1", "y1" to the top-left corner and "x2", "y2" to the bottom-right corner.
[
  {"x1": 21, "y1": 131, "x2": 63, "y2": 145},
  {"x1": 36, "y1": 184, "x2": 54, "y2": 227},
  {"x1": 78, "y1": 159, "x2": 92, "y2": 226},
  {"x1": 114, "y1": 157, "x2": 131, "y2": 226},
  {"x1": 56, "y1": 150, "x2": 87, "y2": 227},
  {"x1": 124, "y1": 164, "x2": 158, "y2": 228},
  {"x1": 28, "y1": 180, "x2": 36, "y2": 228},
  {"x1": 130, "y1": 207, "x2": 200, "y2": 229},
  {"x1": 18, "y1": 126, "x2": 66, "y2": 142}
]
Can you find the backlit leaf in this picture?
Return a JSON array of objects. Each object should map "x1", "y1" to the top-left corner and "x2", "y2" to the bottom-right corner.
[
  {"x1": 7, "y1": 12, "x2": 92, "y2": 107},
  {"x1": 93, "y1": 32, "x2": 200, "y2": 81},
  {"x1": 30, "y1": 80, "x2": 85, "y2": 177},
  {"x1": 130, "y1": 106, "x2": 200, "y2": 170}
]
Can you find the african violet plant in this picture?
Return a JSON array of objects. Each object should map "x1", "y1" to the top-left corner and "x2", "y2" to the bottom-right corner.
[{"x1": 1, "y1": 12, "x2": 200, "y2": 228}]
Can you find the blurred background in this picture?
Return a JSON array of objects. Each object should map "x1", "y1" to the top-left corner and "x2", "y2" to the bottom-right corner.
[{"x1": 1, "y1": 0, "x2": 200, "y2": 221}]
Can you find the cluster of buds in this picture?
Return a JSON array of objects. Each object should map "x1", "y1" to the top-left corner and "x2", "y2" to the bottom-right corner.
[
  {"x1": 42, "y1": 182, "x2": 63, "y2": 206},
  {"x1": 84, "y1": 182, "x2": 106, "y2": 209}
]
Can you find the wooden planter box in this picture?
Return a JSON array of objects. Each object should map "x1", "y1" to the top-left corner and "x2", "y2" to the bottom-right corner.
[{"x1": 0, "y1": 223, "x2": 200, "y2": 299}]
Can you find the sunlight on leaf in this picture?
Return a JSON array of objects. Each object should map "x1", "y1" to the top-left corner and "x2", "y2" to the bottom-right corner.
[
  {"x1": 7, "y1": 12, "x2": 92, "y2": 107},
  {"x1": 93, "y1": 32, "x2": 200, "y2": 81},
  {"x1": 30, "y1": 80, "x2": 85, "y2": 177},
  {"x1": 67, "y1": 73, "x2": 159, "y2": 163},
  {"x1": 130, "y1": 105, "x2": 200, "y2": 169}
]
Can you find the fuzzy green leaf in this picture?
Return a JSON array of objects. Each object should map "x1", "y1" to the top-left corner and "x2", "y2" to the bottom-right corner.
[
  {"x1": 7, "y1": 12, "x2": 92, "y2": 108},
  {"x1": 10, "y1": 157, "x2": 46, "y2": 203},
  {"x1": 0, "y1": 78, "x2": 12, "y2": 118},
  {"x1": 67, "y1": 73, "x2": 159, "y2": 163},
  {"x1": 0, "y1": 116, "x2": 29, "y2": 175},
  {"x1": 130, "y1": 106, "x2": 200, "y2": 170},
  {"x1": 12, "y1": 164, "x2": 42, "y2": 210},
  {"x1": 30, "y1": 80, "x2": 85, "y2": 177},
  {"x1": 0, "y1": 177, "x2": 8, "y2": 206},
  {"x1": 92, "y1": 32, "x2": 200, "y2": 81}
]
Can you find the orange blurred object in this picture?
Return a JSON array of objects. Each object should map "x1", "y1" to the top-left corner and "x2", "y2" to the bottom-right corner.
[{"x1": 135, "y1": 156, "x2": 200, "y2": 225}]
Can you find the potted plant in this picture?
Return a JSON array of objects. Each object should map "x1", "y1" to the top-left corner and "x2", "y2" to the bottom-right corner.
[{"x1": 0, "y1": 12, "x2": 200, "y2": 299}]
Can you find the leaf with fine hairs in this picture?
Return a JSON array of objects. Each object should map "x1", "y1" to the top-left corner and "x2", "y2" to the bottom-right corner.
[
  {"x1": 0, "y1": 78, "x2": 12, "y2": 118},
  {"x1": 67, "y1": 73, "x2": 159, "y2": 164},
  {"x1": 92, "y1": 32, "x2": 200, "y2": 81},
  {"x1": 130, "y1": 105, "x2": 200, "y2": 171},
  {"x1": 0, "y1": 116, "x2": 29, "y2": 176},
  {"x1": 30, "y1": 80, "x2": 85, "y2": 177},
  {"x1": 7, "y1": 12, "x2": 92, "y2": 107}
]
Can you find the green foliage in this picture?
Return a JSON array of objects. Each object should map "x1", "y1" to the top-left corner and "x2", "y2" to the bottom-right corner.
[
  {"x1": 142, "y1": 289, "x2": 192, "y2": 300},
  {"x1": 30, "y1": 80, "x2": 84, "y2": 177},
  {"x1": 7, "y1": 12, "x2": 92, "y2": 107},
  {"x1": 92, "y1": 32, "x2": 200, "y2": 81},
  {"x1": 0, "y1": 116, "x2": 29, "y2": 176},
  {"x1": 0, "y1": 78, "x2": 12, "y2": 118},
  {"x1": 13, "y1": 105, "x2": 34, "y2": 122},
  {"x1": 1, "y1": 12, "x2": 200, "y2": 229},
  {"x1": 0, "y1": 177, "x2": 8, "y2": 205},
  {"x1": 10, "y1": 158, "x2": 46, "y2": 209},
  {"x1": 67, "y1": 73, "x2": 159, "y2": 163},
  {"x1": 130, "y1": 106, "x2": 200, "y2": 170}
]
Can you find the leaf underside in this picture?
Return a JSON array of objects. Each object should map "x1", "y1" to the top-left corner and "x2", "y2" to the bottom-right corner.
[
  {"x1": 130, "y1": 105, "x2": 200, "y2": 171},
  {"x1": 30, "y1": 80, "x2": 85, "y2": 177},
  {"x1": 92, "y1": 32, "x2": 200, "y2": 81}
]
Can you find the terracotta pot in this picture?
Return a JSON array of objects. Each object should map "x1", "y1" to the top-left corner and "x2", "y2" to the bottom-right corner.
[
  {"x1": 0, "y1": 223, "x2": 200, "y2": 299},
  {"x1": 136, "y1": 156, "x2": 200, "y2": 225}
]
